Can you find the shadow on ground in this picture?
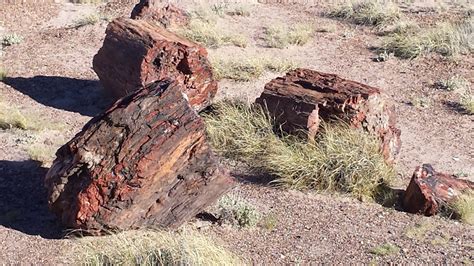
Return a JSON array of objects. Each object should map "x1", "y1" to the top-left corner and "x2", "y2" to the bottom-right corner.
[
  {"x1": 0, "y1": 160, "x2": 64, "y2": 239},
  {"x1": 3, "y1": 76, "x2": 112, "y2": 117}
]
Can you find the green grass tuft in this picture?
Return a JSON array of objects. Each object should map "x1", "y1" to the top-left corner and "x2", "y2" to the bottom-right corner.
[
  {"x1": 328, "y1": 1, "x2": 401, "y2": 27},
  {"x1": 72, "y1": 229, "x2": 242, "y2": 265},
  {"x1": 383, "y1": 18, "x2": 473, "y2": 59},
  {"x1": 203, "y1": 101, "x2": 395, "y2": 200},
  {"x1": 445, "y1": 191, "x2": 474, "y2": 225}
]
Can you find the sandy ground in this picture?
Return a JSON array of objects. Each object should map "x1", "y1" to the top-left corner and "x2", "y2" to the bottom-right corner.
[{"x1": 0, "y1": 1, "x2": 473, "y2": 264}]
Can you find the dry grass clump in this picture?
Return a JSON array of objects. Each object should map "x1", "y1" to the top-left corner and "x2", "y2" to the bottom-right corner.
[
  {"x1": 460, "y1": 91, "x2": 474, "y2": 114},
  {"x1": 210, "y1": 55, "x2": 296, "y2": 81},
  {"x1": 203, "y1": 101, "x2": 395, "y2": 200},
  {"x1": 72, "y1": 229, "x2": 241, "y2": 265},
  {"x1": 179, "y1": 19, "x2": 248, "y2": 48},
  {"x1": 0, "y1": 67, "x2": 6, "y2": 81},
  {"x1": 218, "y1": 194, "x2": 261, "y2": 227},
  {"x1": 369, "y1": 243, "x2": 400, "y2": 256},
  {"x1": 2, "y1": 33, "x2": 23, "y2": 46},
  {"x1": 436, "y1": 75, "x2": 469, "y2": 91},
  {"x1": 27, "y1": 143, "x2": 59, "y2": 167},
  {"x1": 73, "y1": 12, "x2": 111, "y2": 28},
  {"x1": 263, "y1": 23, "x2": 314, "y2": 48},
  {"x1": 0, "y1": 102, "x2": 28, "y2": 130},
  {"x1": 383, "y1": 18, "x2": 473, "y2": 59},
  {"x1": 328, "y1": 0, "x2": 401, "y2": 27},
  {"x1": 448, "y1": 192, "x2": 474, "y2": 225}
]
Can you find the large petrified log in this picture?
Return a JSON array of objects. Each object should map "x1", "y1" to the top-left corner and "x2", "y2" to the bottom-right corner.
[
  {"x1": 255, "y1": 68, "x2": 401, "y2": 163},
  {"x1": 44, "y1": 80, "x2": 233, "y2": 232},
  {"x1": 403, "y1": 164, "x2": 474, "y2": 216},
  {"x1": 131, "y1": 0, "x2": 190, "y2": 28},
  {"x1": 93, "y1": 17, "x2": 216, "y2": 111}
]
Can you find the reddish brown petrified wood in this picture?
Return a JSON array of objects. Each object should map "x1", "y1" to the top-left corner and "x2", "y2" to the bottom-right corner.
[
  {"x1": 45, "y1": 80, "x2": 233, "y2": 232},
  {"x1": 93, "y1": 17, "x2": 216, "y2": 111},
  {"x1": 256, "y1": 68, "x2": 401, "y2": 163},
  {"x1": 403, "y1": 164, "x2": 474, "y2": 216}
]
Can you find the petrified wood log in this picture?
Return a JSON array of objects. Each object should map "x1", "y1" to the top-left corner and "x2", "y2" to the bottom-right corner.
[
  {"x1": 93, "y1": 17, "x2": 216, "y2": 111},
  {"x1": 255, "y1": 68, "x2": 401, "y2": 163},
  {"x1": 403, "y1": 164, "x2": 474, "y2": 216},
  {"x1": 131, "y1": 1, "x2": 190, "y2": 28},
  {"x1": 44, "y1": 80, "x2": 233, "y2": 232}
]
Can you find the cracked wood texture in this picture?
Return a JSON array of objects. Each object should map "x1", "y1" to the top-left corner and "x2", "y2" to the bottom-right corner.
[
  {"x1": 92, "y1": 17, "x2": 216, "y2": 111},
  {"x1": 403, "y1": 164, "x2": 474, "y2": 216},
  {"x1": 44, "y1": 80, "x2": 233, "y2": 232},
  {"x1": 255, "y1": 68, "x2": 401, "y2": 163}
]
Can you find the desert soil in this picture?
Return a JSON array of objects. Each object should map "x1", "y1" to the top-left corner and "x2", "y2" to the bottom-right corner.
[{"x1": 0, "y1": 0, "x2": 473, "y2": 264}]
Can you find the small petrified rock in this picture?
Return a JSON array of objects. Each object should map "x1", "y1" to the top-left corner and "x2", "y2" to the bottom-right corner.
[
  {"x1": 255, "y1": 68, "x2": 401, "y2": 163},
  {"x1": 45, "y1": 80, "x2": 233, "y2": 232},
  {"x1": 131, "y1": 0, "x2": 190, "y2": 28},
  {"x1": 403, "y1": 164, "x2": 474, "y2": 216},
  {"x1": 93, "y1": 17, "x2": 216, "y2": 111}
]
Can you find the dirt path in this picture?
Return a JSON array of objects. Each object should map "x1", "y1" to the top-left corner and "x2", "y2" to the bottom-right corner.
[{"x1": 0, "y1": 1, "x2": 472, "y2": 264}]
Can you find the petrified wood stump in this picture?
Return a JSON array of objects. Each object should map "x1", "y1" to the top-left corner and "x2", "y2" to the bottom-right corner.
[
  {"x1": 403, "y1": 164, "x2": 474, "y2": 216},
  {"x1": 45, "y1": 80, "x2": 233, "y2": 232},
  {"x1": 93, "y1": 17, "x2": 216, "y2": 111},
  {"x1": 255, "y1": 68, "x2": 401, "y2": 163},
  {"x1": 131, "y1": 1, "x2": 190, "y2": 28}
]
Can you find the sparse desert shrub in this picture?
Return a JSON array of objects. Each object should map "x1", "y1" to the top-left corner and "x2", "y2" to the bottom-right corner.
[
  {"x1": 328, "y1": 1, "x2": 401, "y2": 27},
  {"x1": 369, "y1": 243, "x2": 400, "y2": 256},
  {"x1": 203, "y1": 101, "x2": 395, "y2": 200},
  {"x1": 218, "y1": 194, "x2": 261, "y2": 227},
  {"x1": 383, "y1": 18, "x2": 473, "y2": 58},
  {"x1": 2, "y1": 33, "x2": 23, "y2": 46},
  {"x1": 180, "y1": 19, "x2": 248, "y2": 48},
  {"x1": 263, "y1": 23, "x2": 314, "y2": 48},
  {"x1": 436, "y1": 75, "x2": 469, "y2": 91},
  {"x1": 211, "y1": 55, "x2": 296, "y2": 81},
  {"x1": 73, "y1": 229, "x2": 241, "y2": 265}
]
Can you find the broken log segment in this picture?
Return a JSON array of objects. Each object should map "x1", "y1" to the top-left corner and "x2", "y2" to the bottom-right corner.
[
  {"x1": 131, "y1": 0, "x2": 190, "y2": 28},
  {"x1": 93, "y1": 17, "x2": 216, "y2": 111},
  {"x1": 45, "y1": 80, "x2": 233, "y2": 232},
  {"x1": 403, "y1": 164, "x2": 474, "y2": 216},
  {"x1": 255, "y1": 68, "x2": 401, "y2": 163}
]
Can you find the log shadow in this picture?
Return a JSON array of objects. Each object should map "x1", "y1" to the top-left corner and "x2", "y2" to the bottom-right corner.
[
  {"x1": 3, "y1": 76, "x2": 112, "y2": 117},
  {"x1": 0, "y1": 160, "x2": 64, "y2": 239}
]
